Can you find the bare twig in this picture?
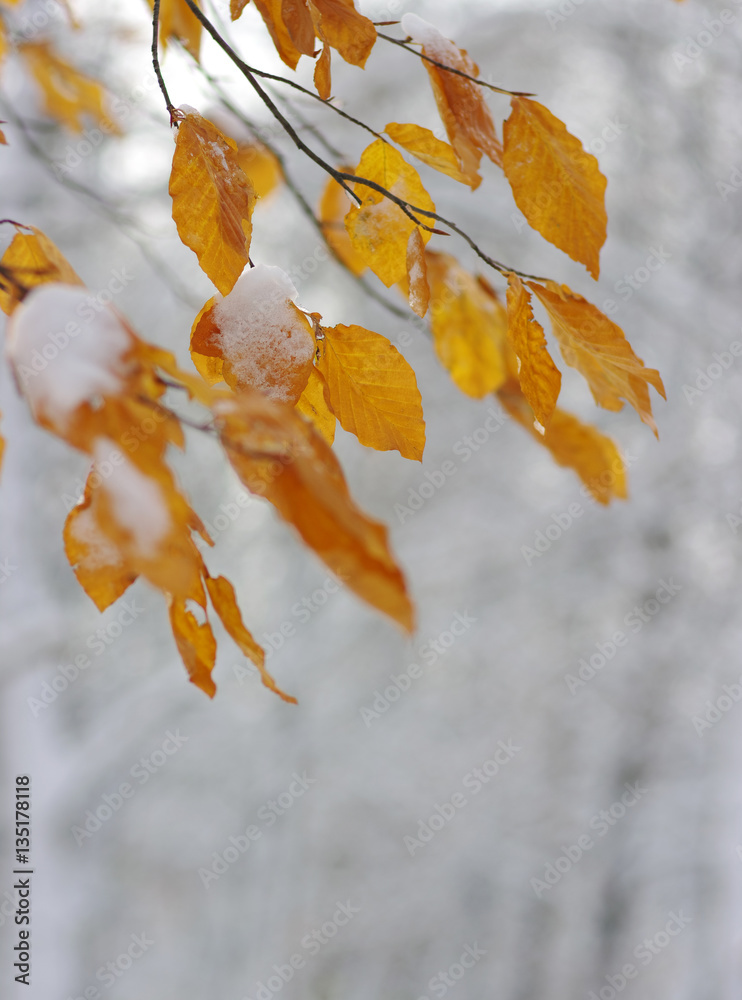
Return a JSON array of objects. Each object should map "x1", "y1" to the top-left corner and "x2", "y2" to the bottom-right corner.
[{"x1": 151, "y1": 0, "x2": 176, "y2": 123}]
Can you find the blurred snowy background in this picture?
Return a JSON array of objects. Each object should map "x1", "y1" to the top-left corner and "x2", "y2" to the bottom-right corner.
[{"x1": 1, "y1": 0, "x2": 742, "y2": 997}]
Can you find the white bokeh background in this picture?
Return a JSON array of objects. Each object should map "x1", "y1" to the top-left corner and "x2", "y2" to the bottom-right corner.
[{"x1": 2, "y1": 0, "x2": 742, "y2": 998}]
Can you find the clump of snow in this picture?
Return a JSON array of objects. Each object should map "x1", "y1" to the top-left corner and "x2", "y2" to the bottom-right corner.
[
  {"x1": 211, "y1": 264, "x2": 315, "y2": 401},
  {"x1": 5, "y1": 283, "x2": 131, "y2": 430},
  {"x1": 93, "y1": 439, "x2": 171, "y2": 556},
  {"x1": 401, "y1": 13, "x2": 458, "y2": 64}
]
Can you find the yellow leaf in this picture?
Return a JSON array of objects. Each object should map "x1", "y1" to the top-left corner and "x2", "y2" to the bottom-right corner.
[
  {"x1": 401, "y1": 14, "x2": 502, "y2": 180},
  {"x1": 316, "y1": 323, "x2": 425, "y2": 460},
  {"x1": 503, "y1": 98, "x2": 607, "y2": 279},
  {"x1": 498, "y1": 375, "x2": 627, "y2": 504},
  {"x1": 314, "y1": 38, "x2": 331, "y2": 99},
  {"x1": 20, "y1": 42, "x2": 117, "y2": 134},
  {"x1": 0, "y1": 126, "x2": 6, "y2": 145},
  {"x1": 235, "y1": 141, "x2": 283, "y2": 200},
  {"x1": 345, "y1": 139, "x2": 435, "y2": 287},
  {"x1": 147, "y1": 0, "x2": 202, "y2": 60},
  {"x1": 406, "y1": 227, "x2": 430, "y2": 318},
  {"x1": 426, "y1": 251, "x2": 507, "y2": 398},
  {"x1": 63, "y1": 470, "x2": 138, "y2": 611},
  {"x1": 0, "y1": 20, "x2": 8, "y2": 68},
  {"x1": 318, "y1": 173, "x2": 367, "y2": 276},
  {"x1": 384, "y1": 121, "x2": 477, "y2": 188},
  {"x1": 505, "y1": 272, "x2": 561, "y2": 427},
  {"x1": 205, "y1": 573, "x2": 296, "y2": 703},
  {"x1": 310, "y1": 0, "x2": 375, "y2": 67},
  {"x1": 169, "y1": 596, "x2": 218, "y2": 697},
  {"x1": 253, "y1": 0, "x2": 303, "y2": 69},
  {"x1": 528, "y1": 280, "x2": 665, "y2": 435},
  {"x1": 0, "y1": 225, "x2": 82, "y2": 315},
  {"x1": 190, "y1": 263, "x2": 315, "y2": 403},
  {"x1": 296, "y1": 368, "x2": 336, "y2": 445},
  {"x1": 170, "y1": 106, "x2": 256, "y2": 295},
  {"x1": 215, "y1": 391, "x2": 414, "y2": 631}
]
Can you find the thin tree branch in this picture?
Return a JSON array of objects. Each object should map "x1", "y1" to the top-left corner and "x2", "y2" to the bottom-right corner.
[
  {"x1": 376, "y1": 32, "x2": 535, "y2": 99},
  {"x1": 151, "y1": 0, "x2": 176, "y2": 123}
]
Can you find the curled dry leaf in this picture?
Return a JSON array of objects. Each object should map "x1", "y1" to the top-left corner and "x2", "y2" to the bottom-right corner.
[
  {"x1": 505, "y1": 272, "x2": 561, "y2": 428},
  {"x1": 406, "y1": 227, "x2": 430, "y2": 318},
  {"x1": 401, "y1": 13, "x2": 502, "y2": 181},
  {"x1": 503, "y1": 98, "x2": 607, "y2": 279},
  {"x1": 169, "y1": 106, "x2": 256, "y2": 296},
  {"x1": 315, "y1": 323, "x2": 426, "y2": 460}
]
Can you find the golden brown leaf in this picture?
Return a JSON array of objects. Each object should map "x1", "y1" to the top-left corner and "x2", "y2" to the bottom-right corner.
[
  {"x1": 235, "y1": 141, "x2": 283, "y2": 200},
  {"x1": 296, "y1": 368, "x2": 336, "y2": 445},
  {"x1": 426, "y1": 251, "x2": 507, "y2": 398},
  {"x1": 205, "y1": 572, "x2": 296, "y2": 703},
  {"x1": 318, "y1": 173, "x2": 367, "y2": 275},
  {"x1": 148, "y1": 0, "x2": 202, "y2": 59},
  {"x1": 401, "y1": 13, "x2": 502, "y2": 180},
  {"x1": 498, "y1": 375, "x2": 626, "y2": 504},
  {"x1": 0, "y1": 225, "x2": 82, "y2": 315},
  {"x1": 253, "y1": 0, "x2": 303, "y2": 68},
  {"x1": 169, "y1": 107, "x2": 256, "y2": 295},
  {"x1": 230, "y1": 0, "x2": 250, "y2": 18},
  {"x1": 215, "y1": 391, "x2": 414, "y2": 631},
  {"x1": 314, "y1": 38, "x2": 331, "y2": 98},
  {"x1": 310, "y1": 0, "x2": 375, "y2": 67},
  {"x1": 190, "y1": 263, "x2": 315, "y2": 403},
  {"x1": 20, "y1": 42, "x2": 117, "y2": 134},
  {"x1": 384, "y1": 121, "x2": 476, "y2": 188},
  {"x1": 316, "y1": 323, "x2": 425, "y2": 460},
  {"x1": 505, "y1": 272, "x2": 561, "y2": 428},
  {"x1": 169, "y1": 596, "x2": 218, "y2": 697},
  {"x1": 345, "y1": 139, "x2": 435, "y2": 287},
  {"x1": 406, "y1": 227, "x2": 430, "y2": 318},
  {"x1": 281, "y1": 0, "x2": 316, "y2": 54},
  {"x1": 527, "y1": 280, "x2": 665, "y2": 435},
  {"x1": 503, "y1": 98, "x2": 607, "y2": 279}
]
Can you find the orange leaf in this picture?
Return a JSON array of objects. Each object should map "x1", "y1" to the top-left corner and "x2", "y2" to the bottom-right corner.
[
  {"x1": 406, "y1": 227, "x2": 430, "y2": 318},
  {"x1": 296, "y1": 368, "x2": 336, "y2": 445},
  {"x1": 190, "y1": 264, "x2": 315, "y2": 403},
  {"x1": 282, "y1": 0, "x2": 316, "y2": 55},
  {"x1": 505, "y1": 272, "x2": 561, "y2": 428},
  {"x1": 401, "y1": 14, "x2": 502, "y2": 179},
  {"x1": 205, "y1": 573, "x2": 296, "y2": 703},
  {"x1": 314, "y1": 38, "x2": 331, "y2": 98},
  {"x1": 230, "y1": 0, "x2": 249, "y2": 18},
  {"x1": 318, "y1": 173, "x2": 367, "y2": 275},
  {"x1": 215, "y1": 391, "x2": 414, "y2": 631},
  {"x1": 316, "y1": 323, "x2": 425, "y2": 460},
  {"x1": 503, "y1": 98, "x2": 607, "y2": 279},
  {"x1": 169, "y1": 106, "x2": 256, "y2": 295},
  {"x1": 169, "y1": 596, "x2": 218, "y2": 697},
  {"x1": 345, "y1": 139, "x2": 435, "y2": 287},
  {"x1": 20, "y1": 42, "x2": 118, "y2": 134},
  {"x1": 384, "y1": 121, "x2": 477, "y2": 189},
  {"x1": 0, "y1": 225, "x2": 82, "y2": 315},
  {"x1": 498, "y1": 375, "x2": 627, "y2": 504},
  {"x1": 148, "y1": 0, "x2": 202, "y2": 60},
  {"x1": 253, "y1": 0, "x2": 303, "y2": 68},
  {"x1": 426, "y1": 251, "x2": 507, "y2": 398},
  {"x1": 0, "y1": 126, "x2": 6, "y2": 145},
  {"x1": 309, "y1": 0, "x2": 375, "y2": 67},
  {"x1": 528, "y1": 280, "x2": 665, "y2": 435}
]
